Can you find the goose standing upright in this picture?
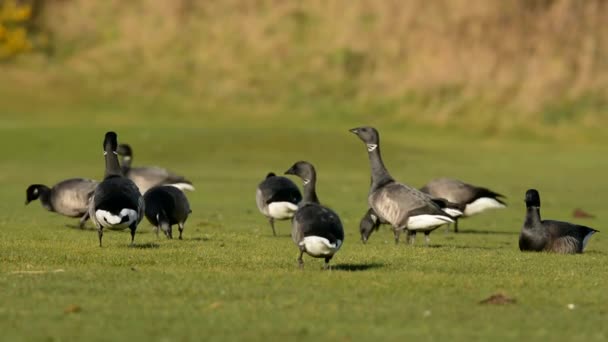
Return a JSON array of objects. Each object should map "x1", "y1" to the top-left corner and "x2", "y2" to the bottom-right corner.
[
  {"x1": 420, "y1": 178, "x2": 506, "y2": 232},
  {"x1": 89, "y1": 132, "x2": 144, "y2": 247},
  {"x1": 349, "y1": 126, "x2": 454, "y2": 245},
  {"x1": 25, "y1": 178, "x2": 98, "y2": 228},
  {"x1": 285, "y1": 161, "x2": 344, "y2": 269},
  {"x1": 519, "y1": 189, "x2": 598, "y2": 254},
  {"x1": 117, "y1": 144, "x2": 195, "y2": 194},
  {"x1": 255, "y1": 172, "x2": 302, "y2": 236},
  {"x1": 144, "y1": 185, "x2": 192, "y2": 239}
]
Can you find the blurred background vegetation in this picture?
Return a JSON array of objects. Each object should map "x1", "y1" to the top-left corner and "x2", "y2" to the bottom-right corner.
[{"x1": 1, "y1": 0, "x2": 607, "y2": 140}]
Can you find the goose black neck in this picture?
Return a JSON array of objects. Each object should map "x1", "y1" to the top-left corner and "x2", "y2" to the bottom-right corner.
[
  {"x1": 302, "y1": 174, "x2": 320, "y2": 204},
  {"x1": 104, "y1": 146, "x2": 122, "y2": 179},
  {"x1": 368, "y1": 144, "x2": 394, "y2": 190},
  {"x1": 524, "y1": 206, "x2": 542, "y2": 228},
  {"x1": 38, "y1": 187, "x2": 53, "y2": 210}
]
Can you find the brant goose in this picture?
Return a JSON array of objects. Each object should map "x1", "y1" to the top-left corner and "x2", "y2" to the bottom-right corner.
[
  {"x1": 285, "y1": 161, "x2": 344, "y2": 269},
  {"x1": 89, "y1": 132, "x2": 144, "y2": 247},
  {"x1": 519, "y1": 189, "x2": 598, "y2": 254},
  {"x1": 144, "y1": 185, "x2": 191, "y2": 239},
  {"x1": 25, "y1": 178, "x2": 98, "y2": 228},
  {"x1": 117, "y1": 144, "x2": 194, "y2": 194},
  {"x1": 350, "y1": 126, "x2": 453, "y2": 245},
  {"x1": 420, "y1": 177, "x2": 506, "y2": 232},
  {"x1": 255, "y1": 172, "x2": 302, "y2": 236}
]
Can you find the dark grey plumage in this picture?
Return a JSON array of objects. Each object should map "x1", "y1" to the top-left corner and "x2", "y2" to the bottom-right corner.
[
  {"x1": 25, "y1": 178, "x2": 98, "y2": 228},
  {"x1": 144, "y1": 185, "x2": 191, "y2": 239},
  {"x1": 350, "y1": 126, "x2": 454, "y2": 246},
  {"x1": 117, "y1": 144, "x2": 194, "y2": 195},
  {"x1": 285, "y1": 161, "x2": 344, "y2": 269},
  {"x1": 519, "y1": 189, "x2": 598, "y2": 254},
  {"x1": 89, "y1": 132, "x2": 144, "y2": 247},
  {"x1": 420, "y1": 177, "x2": 506, "y2": 232},
  {"x1": 255, "y1": 172, "x2": 302, "y2": 236}
]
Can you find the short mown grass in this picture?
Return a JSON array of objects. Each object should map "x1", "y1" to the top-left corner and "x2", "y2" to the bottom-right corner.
[{"x1": 0, "y1": 115, "x2": 607, "y2": 341}]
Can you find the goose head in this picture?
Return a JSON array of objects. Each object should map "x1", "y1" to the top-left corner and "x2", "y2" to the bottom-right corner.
[
  {"x1": 525, "y1": 189, "x2": 541, "y2": 208},
  {"x1": 284, "y1": 161, "x2": 316, "y2": 185}
]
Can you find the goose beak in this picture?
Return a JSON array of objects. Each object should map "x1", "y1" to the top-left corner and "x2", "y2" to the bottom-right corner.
[
  {"x1": 349, "y1": 128, "x2": 359, "y2": 134},
  {"x1": 284, "y1": 167, "x2": 295, "y2": 175}
]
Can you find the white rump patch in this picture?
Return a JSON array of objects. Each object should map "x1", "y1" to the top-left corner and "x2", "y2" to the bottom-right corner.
[
  {"x1": 367, "y1": 144, "x2": 378, "y2": 152},
  {"x1": 267, "y1": 202, "x2": 298, "y2": 220},
  {"x1": 95, "y1": 208, "x2": 138, "y2": 230},
  {"x1": 299, "y1": 236, "x2": 342, "y2": 257},
  {"x1": 464, "y1": 197, "x2": 506, "y2": 216},
  {"x1": 168, "y1": 183, "x2": 195, "y2": 192},
  {"x1": 442, "y1": 208, "x2": 463, "y2": 218},
  {"x1": 582, "y1": 231, "x2": 597, "y2": 251},
  {"x1": 407, "y1": 214, "x2": 454, "y2": 230}
]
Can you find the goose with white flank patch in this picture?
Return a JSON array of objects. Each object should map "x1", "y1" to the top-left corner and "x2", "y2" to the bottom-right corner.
[
  {"x1": 359, "y1": 195, "x2": 464, "y2": 244},
  {"x1": 117, "y1": 144, "x2": 195, "y2": 194},
  {"x1": 285, "y1": 161, "x2": 344, "y2": 269},
  {"x1": 89, "y1": 132, "x2": 144, "y2": 247},
  {"x1": 256, "y1": 172, "x2": 302, "y2": 236},
  {"x1": 420, "y1": 178, "x2": 506, "y2": 232},
  {"x1": 519, "y1": 189, "x2": 598, "y2": 254},
  {"x1": 144, "y1": 185, "x2": 192, "y2": 239},
  {"x1": 349, "y1": 127, "x2": 454, "y2": 246},
  {"x1": 25, "y1": 178, "x2": 98, "y2": 228}
]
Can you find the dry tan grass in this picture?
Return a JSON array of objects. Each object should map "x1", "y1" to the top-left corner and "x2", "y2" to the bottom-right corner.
[{"x1": 4, "y1": 0, "x2": 608, "y2": 130}]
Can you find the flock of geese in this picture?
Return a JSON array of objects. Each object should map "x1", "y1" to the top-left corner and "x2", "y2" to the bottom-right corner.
[{"x1": 25, "y1": 127, "x2": 599, "y2": 269}]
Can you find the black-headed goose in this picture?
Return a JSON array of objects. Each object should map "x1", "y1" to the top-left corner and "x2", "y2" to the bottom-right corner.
[
  {"x1": 25, "y1": 178, "x2": 98, "y2": 228},
  {"x1": 144, "y1": 185, "x2": 192, "y2": 239},
  {"x1": 349, "y1": 126, "x2": 454, "y2": 245},
  {"x1": 519, "y1": 189, "x2": 598, "y2": 254},
  {"x1": 256, "y1": 172, "x2": 302, "y2": 236},
  {"x1": 285, "y1": 161, "x2": 344, "y2": 269},
  {"x1": 89, "y1": 132, "x2": 144, "y2": 247},
  {"x1": 420, "y1": 177, "x2": 506, "y2": 232},
  {"x1": 117, "y1": 144, "x2": 194, "y2": 194}
]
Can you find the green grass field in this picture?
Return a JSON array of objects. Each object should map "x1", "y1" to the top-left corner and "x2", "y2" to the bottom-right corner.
[{"x1": 0, "y1": 111, "x2": 607, "y2": 341}]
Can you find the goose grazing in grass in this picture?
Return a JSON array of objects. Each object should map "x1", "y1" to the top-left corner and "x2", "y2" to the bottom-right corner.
[
  {"x1": 117, "y1": 144, "x2": 194, "y2": 195},
  {"x1": 285, "y1": 161, "x2": 344, "y2": 269},
  {"x1": 144, "y1": 185, "x2": 191, "y2": 239},
  {"x1": 25, "y1": 178, "x2": 98, "y2": 228},
  {"x1": 89, "y1": 132, "x2": 144, "y2": 247},
  {"x1": 420, "y1": 177, "x2": 506, "y2": 232},
  {"x1": 519, "y1": 189, "x2": 598, "y2": 254},
  {"x1": 349, "y1": 126, "x2": 454, "y2": 246},
  {"x1": 255, "y1": 172, "x2": 302, "y2": 236}
]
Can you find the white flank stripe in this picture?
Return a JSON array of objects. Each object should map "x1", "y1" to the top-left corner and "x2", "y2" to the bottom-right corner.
[
  {"x1": 407, "y1": 214, "x2": 454, "y2": 230},
  {"x1": 464, "y1": 197, "x2": 506, "y2": 216},
  {"x1": 582, "y1": 231, "x2": 596, "y2": 251},
  {"x1": 442, "y1": 208, "x2": 463, "y2": 218},
  {"x1": 169, "y1": 183, "x2": 195, "y2": 192},
  {"x1": 300, "y1": 236, "x2": 342, "y2": 257}
]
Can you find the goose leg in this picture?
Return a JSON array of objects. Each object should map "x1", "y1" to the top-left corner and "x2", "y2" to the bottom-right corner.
[
  {"x1": 155, "y1": 226, "x2": 160, "y2": 238},
  {"x1": 407, "y1": 231, "x2": 416, "y2": 245},
  {"x1": 323, "y1": 256, "x2": 333, "y2": 270},
  {"x1": 393, "y1": 227, "x2": 402, "y2": 245},
  {"x1": 424, "y1": 232, "x2": 430, "y2": 247},
  {"x1": 269, "y1": 218, "x2": 276, "y2": 236},
  {"x1": 78, "y1": 212, "x2": 90, "y2": 229},
  {"x1": 98, "y1": 228, "x2": 103, "y2": 247},
  {"x1": 297, "y1": 248, "x2": 305, "y2": 269},
  {"x1": 178, "y1": 222, "x2": 184, "y2": 240},
  {"x1": 129, "y1": 224, "x2": 136, "y2": 246},
  {"x1": 454, "y1": 219, "x2": 459, "y2": 233},
  {"x1": 167, "y1": 226, "x2": 173, "y2": 239}
]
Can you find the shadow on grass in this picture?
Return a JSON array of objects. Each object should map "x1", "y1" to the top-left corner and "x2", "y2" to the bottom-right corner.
[
  {"x1": 130, "y1": 242, "x2": 160, "y2": 249},
  {"x1": 65, "y1": 224, "x2": 94, "y2": 231},
  {"x1": 428, "y1": 244, "x2": 500, "y2": 250},
  {"x1": 332, "y1": 263, "x2": 384, "y2": 272},
  {"x1": 455, "y1": 229, "x2": 518, "y2": 235}
]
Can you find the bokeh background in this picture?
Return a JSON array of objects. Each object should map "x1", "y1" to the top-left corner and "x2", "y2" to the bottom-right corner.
[{"x1": 2, "y1": 0, "x2": 607, "y2": 141}]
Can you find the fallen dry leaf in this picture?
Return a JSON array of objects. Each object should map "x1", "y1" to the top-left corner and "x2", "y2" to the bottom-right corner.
[
  {"x1": 208, "y1": 301, "x2": 223, "y2": 310},
  {"x1": 573, "y1": 208, "x2": 595, "y2": 219},
  {"x1": 479, "y1": 293, "x2": 516, "y2": 305},
  {"x1": 64, "y1": 304, "x2": 82, "y2": 314}
]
